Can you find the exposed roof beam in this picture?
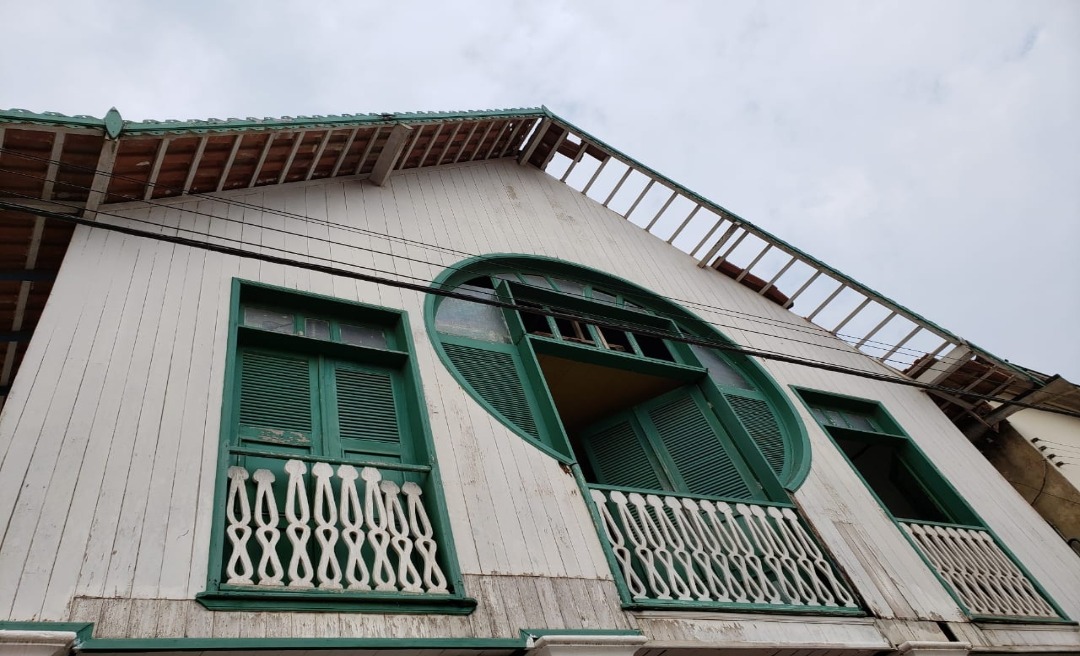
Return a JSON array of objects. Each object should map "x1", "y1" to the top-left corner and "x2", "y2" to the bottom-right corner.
[
  {"x1": 82, "y1": 138, "x2": 120, "y2": 220},
  {"x1": 40, "y1": 132, "x2": 66, "y2": 201},
  {"x1": 485, "y1": 122, "x2": 510, "y2": 160},
  {"x1": 396, "y1": 125, "x2": 424, "y2": 170},
  {"x1": 500, "y1": 118, "x2": 531, "y2": 158},
  {"x1": 329, "y1": 127, "x2": 360, "y2": 177},
  {"x1": 454, "y1": 122, "x2": 480, "y2": 164},
  {"x1": 915, "y1": 344, "x2": 975, "y2": 386},
  {"x1": 879, "y1": 325, "x2": 922, "y2": 363},
  {"x1": 216, "y1": 135, "x2": 243, "y2": 192},
  {"x1": 470, "y1": 121, "x2": 495, "y2": 162},
  {"x1": 369, "y1": 124, "x2": 413, "y2": 187},
  {"x1": 277, "y1": 132, "x2": 304, "y2": 184},
  {"x1": 437, "y1": 124, "x2": 462, "y2": 165},
  {"x1": 182, "y1": 135, "x2": 208, "y2": 194},
  {"x1": 736, "y1": 245, "x2": 772, "y2": 283},
  {"x1": 305, "y1": 130, "x2": 333, "y2": 181},
  {"x1": 0, "y1": 215, "x2": 45, "y2": 389},
  {"x1": 697, "y1": 223, "x2": 741, "y2": 268},
  {"x1": 581, "y1": 156, "x2": 610, "y2": 196},
  {"x1": 645, "y1": 191, "x2": 678, "y2": 232},
  {"x1": 144, "y1": 138, "x2": 170, "y2": 200},
  {"x1": 760, "y1": 256, "x2": 797, "y2": 297},
  {"x1": 518, "y1": 118, "x2": 550, "y2": 165},
  {"x1": 965, "y1": 376, "x2": 1075, "y2": 439},
  {"x1": 418, "y1": 124, "x2": 444, "y2": 168},
  {"x1": 249, "y1": 134, "x2": 275, "y2": 187},
  {"x1": 354, "y1": 127, "x2": 383, "y2": 175}
]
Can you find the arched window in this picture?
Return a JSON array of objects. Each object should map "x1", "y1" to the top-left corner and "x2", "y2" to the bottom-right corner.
[{"x1": 425, "y1": 255, "x2": 811, "y2": 499}]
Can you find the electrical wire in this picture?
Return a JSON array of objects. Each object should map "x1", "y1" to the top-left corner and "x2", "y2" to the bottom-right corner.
[
  {"x1": 0, "y1": 150, "x2": 982, "y2": 369},
  {"x1": 0, "y1": 184, "x2": 979, "y2": 375},
  {"x1": 3, "y1": 198, "x2": 1078, "y2": 421},
  {"x1": 0, "y1": 146, "x2": 976, "y2": 364}
]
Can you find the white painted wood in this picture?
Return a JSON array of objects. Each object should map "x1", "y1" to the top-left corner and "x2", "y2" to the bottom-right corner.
[{"x1": 3, "y1": 156, "x2": 1078, "y2": 650}]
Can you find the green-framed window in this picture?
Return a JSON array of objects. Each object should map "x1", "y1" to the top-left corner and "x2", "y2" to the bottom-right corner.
[
  {"x1": 198, "y1": 280, "x2": 474, "y2": 614},
  {"x1": 793, "y1": 387, "x2": 1065, "y2": 621},
  {"x1": 426, "y1": 255, "x2": 813, "y2": 500}
]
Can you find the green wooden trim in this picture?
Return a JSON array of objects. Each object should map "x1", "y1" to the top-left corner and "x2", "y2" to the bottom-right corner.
[
  {"x1": 570, "y1": 464, "x2": 637, "y2": 606},
  {"x1": 426, "y1": 253, "x2": 814, "y2": 497},
  {"x1": 621, "y1": 598, "x2": 866, "y2": 616},
  {"x1": 791, "y1": 385, "x2": 1069, "y2": 622},
  {"x1": 202, "y1": 278, "x2": 471, "y2": 610},
  {"x1": 80, "y1": 635, "x2": 521, "y2": 653},
  {"x1": 196, "y1": 589, "x2": 477, "y2": 614},
  {"x1": 586, "y1": 482, "x2": 796, "y2": 508},
  {"x1": 527, "y1": 334, "x2": 704, "y2": 381},
  {"x1": 226, "y1": 446, "x2": 432, "y2": 472}
]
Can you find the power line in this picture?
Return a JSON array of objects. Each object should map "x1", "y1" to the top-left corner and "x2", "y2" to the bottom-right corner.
[
  {"x1": 3, "y1": 199, "x2": 1077, "y2": 421},
  {"x1": 0, "y1": 147, "x2": 974, "y2": 365},
  {"x1": 0, "y1": 185, "x2": 980, "y2": 373}
]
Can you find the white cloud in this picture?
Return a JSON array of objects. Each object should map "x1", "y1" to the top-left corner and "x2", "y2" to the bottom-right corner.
[{"x1": 2, "y1": 0, "x2": 1077, "y2": 377}]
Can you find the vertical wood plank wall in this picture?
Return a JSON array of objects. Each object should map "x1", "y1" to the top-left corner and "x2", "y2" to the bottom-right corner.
[{"x1": 0, "y1": 158, "x2": 1077, "y2": 639}]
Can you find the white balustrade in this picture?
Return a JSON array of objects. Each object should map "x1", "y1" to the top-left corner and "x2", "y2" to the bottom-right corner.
[
  {"x1": 589, "y1": 488, "x2": 857, "y2": 609},
  {"x1": 224, "y1": 458, "x2": 450, "y2": 594},
  {"x1": 901, "y1": 521, "x2": 1057, "y2": 618}
]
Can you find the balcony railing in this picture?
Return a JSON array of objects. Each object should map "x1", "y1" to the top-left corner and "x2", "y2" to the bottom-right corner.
[
  {"x1": 588, "y1": 485, "x2": 861, "y2": 612},
  {"x1": 900, "y1": 520, "x2": 1059, "y2": 619},
  {"x1": 221, "y1": 452, "x2": 450, "y2": 594}
]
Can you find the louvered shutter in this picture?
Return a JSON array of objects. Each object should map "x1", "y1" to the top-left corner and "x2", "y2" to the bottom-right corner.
[
  {"x1": 647, "y1": 388, "x2": 755, "y2": 500},
  {"x1": 442, "y1": 342, "x2": 539, "y2": 439},
  {"x1": 582, "y1": 418, "x2": 666, "y2": 490},
  {"x1": 237, "y1": 348, "x2": 316, "y2": 450},
  {"x1": 725, "y1": 393, "x2": 786, "y2": 480},
  {"x1": 331, "y1": 362, "x2": 404, "y2": 461}
]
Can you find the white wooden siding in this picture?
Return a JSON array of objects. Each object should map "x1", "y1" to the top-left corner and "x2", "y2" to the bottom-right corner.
[{"x1": 0, "y1": 158, "x2": 1077, "y2": 646}]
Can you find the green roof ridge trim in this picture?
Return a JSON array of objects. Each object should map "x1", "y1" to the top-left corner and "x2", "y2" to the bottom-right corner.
[
  {"x1": 0, "y1": 106, "x2": 546, "y2": 136},
  {"x1": 0, "y1": 103, "x2": 1039, "y2": 384}
]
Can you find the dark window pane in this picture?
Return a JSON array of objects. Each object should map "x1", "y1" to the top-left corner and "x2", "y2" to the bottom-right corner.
[
  {"x1": 634, "y1": 332, "x2": 674, "y2": 361},
  {"x1": 835, "y1": 437, "x2": 948, "y2": 522}
]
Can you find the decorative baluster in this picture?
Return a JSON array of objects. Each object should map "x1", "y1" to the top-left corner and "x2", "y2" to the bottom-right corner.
[
  {"x1": 746, "y1": 505, "x2": 814, "y2": 604},
  {"x1": 965, "y1": 529, "x2": 1054, "y2": 616},
  {"x1": 284, "y1": 459, "x2": 314, "y2": 588},
  {"x1": 403, "y1": 481, "x2": 449, "y2": 593},
  {"x1": 589, "y1": 490, "x2": 647, "y2": 598},
  {"x1": 774, "y1": 507, "x2": 854, "y2": 607},
  {"x1": 656, "y1": 496, "x2": 709, "y2": 600},
  {"x1": 714, "y1": 501, "x2": 779, "y2": 603},
  {"x1": 311, "y1": 462, "x2": 342, "y2": 589},
  {"x1": 252, "y1": 469, "x2": 284, "y2": 586},
  {"x1": 633, "y1": 494, "x2": 691, "y2": 600},
  {"x1": 685, "y1": 499, "x2": 746, "y2": 602},
  {"x1": 338, "y1": 465, "x2": 371, "y2": 591},
  {"x1": 610, "y1": 491, "x2": 671, "y2": 599},
  {"x1": 382, "y1": 480, "x2": 423, "y2": 593},
  {"x1": 225, "y1": 466, "x2": 255, "y2": 585},
  {"x1": 362, "y1": 467, "x2": 396, "y2": 591}
]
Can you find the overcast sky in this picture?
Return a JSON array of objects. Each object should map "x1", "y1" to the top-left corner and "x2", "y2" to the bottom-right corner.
[{"x1": 2, "y1": 1, "x2": 1078, "y2": 379}]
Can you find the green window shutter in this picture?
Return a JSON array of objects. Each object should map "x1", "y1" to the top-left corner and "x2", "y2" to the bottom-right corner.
[
  {"x1": 583, "y1": 418, "x2": 665, "y2": 490},
  {"x1": 648, "y1": 390, "x2": 753, "y2": 500},
  {"x1": 334, "y1": 366, "x2": 401, "y2": 449},
  {"x1": 725, "y1": 393, "x2": 786, "y2": 480},
  {"x1": 238, "y1": 349, "x2": 315, "y2": 447},
  {"x1": 443, "y1": 342, "x2": 538, "y2": 439}
]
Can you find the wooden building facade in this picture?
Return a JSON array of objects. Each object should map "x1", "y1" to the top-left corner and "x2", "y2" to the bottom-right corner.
[{"x1": 0, "y1": 107, "x2": 1078, "y2": 656}]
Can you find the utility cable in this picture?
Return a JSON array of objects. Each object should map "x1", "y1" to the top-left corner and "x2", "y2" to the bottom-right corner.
[
  {"x1": 0, "y1": 147, "x2": 973, "y2": 363},
  {"x1": 3, "y1": 198, "x2": 1078, "y2": 421},
  {"x1": 0, "y1": 155, "x2": 980, "y2": 369}
]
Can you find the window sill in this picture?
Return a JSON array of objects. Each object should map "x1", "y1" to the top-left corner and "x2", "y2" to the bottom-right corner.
[{"x1": 196, "y1": 587, "x2": 477, "y2": 614}]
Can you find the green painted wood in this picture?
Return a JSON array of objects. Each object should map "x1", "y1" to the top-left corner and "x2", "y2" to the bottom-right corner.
[
  {"x1": 582, "y1": 417, "x2": 665, "y2": 490},
  {"x1": 334, "y1": 367, "x2": 400, "y2": 444},
  {"x1": 725, "y1": 393, "x2": 786, "y2": 479},
  {"x1": 237, "y1": 348, "x2": 315, "y2": 437},
  {"x1": 443, "y1": 341, "x2": 539, "y2": 439},
  {"x1": 646, "y1": 389, "x2": 754, "y2": 500}
]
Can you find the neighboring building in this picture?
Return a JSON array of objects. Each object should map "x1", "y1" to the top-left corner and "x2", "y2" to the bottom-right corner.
[
  {"x1": 906, "y1": 356, "x2": 1080, "y2": 552},
  {"x1": 1, "y1": 106, "x2": 1079, "y2": 656}
]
